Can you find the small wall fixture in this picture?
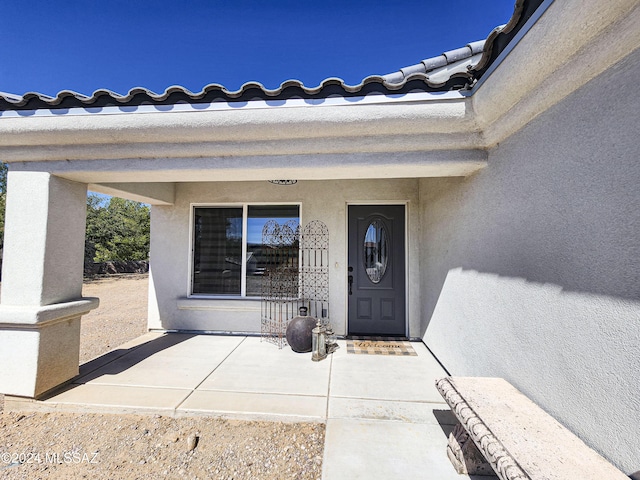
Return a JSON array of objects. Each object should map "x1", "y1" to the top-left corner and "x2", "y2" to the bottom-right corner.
[{"x1": 268, "y1": 180, "x2": 297, "y2": 185}]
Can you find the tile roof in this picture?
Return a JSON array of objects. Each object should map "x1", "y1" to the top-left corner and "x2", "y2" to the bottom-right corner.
[
  {"x1": 381, "y1": 40, "x2": 486, "y2": 86},
  {"x1": 0, "y1": 0, "x2": 542, "y2": 112},
  {"x1": 0, "y1": 76, "x2": 471, "y2": 112}
]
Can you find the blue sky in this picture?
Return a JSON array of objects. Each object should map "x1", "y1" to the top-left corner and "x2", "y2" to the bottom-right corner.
[{"x1": 1, "y1": 0, "x2": 515, "y2": 97}]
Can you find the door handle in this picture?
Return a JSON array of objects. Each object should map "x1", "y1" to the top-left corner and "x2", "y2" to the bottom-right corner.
[{"x1": 348, "y1": 266, "x2": 353, "y2": 295}]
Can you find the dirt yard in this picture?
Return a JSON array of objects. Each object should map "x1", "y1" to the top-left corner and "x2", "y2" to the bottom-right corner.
[
  {"x1": 0, "y1": 274, "x2": 324, "y2": 479},
  {"x1": 80, "y1": 274, "x2": 150, "y2": 363}
]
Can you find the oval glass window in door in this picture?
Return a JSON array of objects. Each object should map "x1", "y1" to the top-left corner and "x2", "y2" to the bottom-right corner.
[{"x1": 363, "y1": 219, "x2": 388, "y2": 283}]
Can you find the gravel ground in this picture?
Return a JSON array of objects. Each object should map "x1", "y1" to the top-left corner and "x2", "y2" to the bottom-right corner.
[
  {"x1": 0, "y1": 274, "x2": 325, "y2": 479},
  {"x1": 79, "y1": 274, "x2": 150, "y2": 363}
]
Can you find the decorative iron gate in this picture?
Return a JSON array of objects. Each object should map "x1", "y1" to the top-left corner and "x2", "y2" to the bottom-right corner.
[{"x1": 261, "y1": 220, "x2": 330, "y2": 348}]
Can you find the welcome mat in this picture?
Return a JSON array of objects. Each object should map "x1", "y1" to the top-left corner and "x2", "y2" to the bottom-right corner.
[{"x1": 346, "y1": 337, "x2": 417, "y2": 356}]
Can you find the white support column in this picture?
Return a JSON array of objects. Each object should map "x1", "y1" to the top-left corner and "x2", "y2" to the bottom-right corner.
[{"x1": 0, "y1": 172, "x2": 98, "y2": 398}]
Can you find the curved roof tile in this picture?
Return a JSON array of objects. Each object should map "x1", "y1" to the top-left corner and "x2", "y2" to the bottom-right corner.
[
  {"x1": 0, "y1": 75, "x2": 473, "y2": 112},
  {"x1": 470, "y1": 0, "x2": 544, "y2": 77},
  {"x1": 0, "y1": 0, "x2": 543, "y2": 112},
  {"x1": 382, "y1": 40, "x2": 486, "y2": 86}
]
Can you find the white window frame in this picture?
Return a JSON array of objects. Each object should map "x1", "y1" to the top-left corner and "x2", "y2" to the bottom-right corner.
[{"x1": 188, "y1": 202, "x2": 302, "y2": 299}]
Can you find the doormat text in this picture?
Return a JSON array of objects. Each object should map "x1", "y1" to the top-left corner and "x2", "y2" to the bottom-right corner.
[{"x1": 346, "y1": 338, "x2": 417, "y2": 356}]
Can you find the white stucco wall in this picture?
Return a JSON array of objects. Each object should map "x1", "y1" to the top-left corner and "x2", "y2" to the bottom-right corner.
[
  {"x1": 420, "y1": 49, "x2": 640, "y2": 474},
  {"x1": 2, "y1": 172, "x2": 87, "y2": 306},
  {"x1": 0, "y1": 172, "x2": 98, "y2": 397},
  {"x1": 148, "y1": 178, "x2": 422, "y2": 338}
]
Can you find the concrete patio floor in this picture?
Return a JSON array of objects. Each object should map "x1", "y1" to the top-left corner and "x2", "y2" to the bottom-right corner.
[{"x1": 6, "y1": 333, "x2": 494, "y2": 479}]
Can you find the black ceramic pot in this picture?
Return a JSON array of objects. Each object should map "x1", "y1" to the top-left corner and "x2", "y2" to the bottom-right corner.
[{"x1": 286, "y1": 307, "x2": 317, "y2": 353}]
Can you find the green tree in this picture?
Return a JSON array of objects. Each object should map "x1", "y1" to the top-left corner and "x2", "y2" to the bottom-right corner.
[
  {"x1": 0, "y1": 168, "x2": 151, "y2": 268},
  {"x1": 0, "y1": 162, "x2": 7, "y2": 194},
  {"x1": 0, "y1": 162, "x2": 7, "y2": 251},
  {"x1": 85, "y1": 194, "x2": 150, "y2": 263},
  {"x1": 0, "y1": 189, "x2": 5, "y2": 252}
]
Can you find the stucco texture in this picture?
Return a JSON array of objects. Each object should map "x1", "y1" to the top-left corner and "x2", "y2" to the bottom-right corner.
[
  {"x1": 148, "y1": 178, "x2": 421, "y2": 338},
  {"x1": 2, "y1": 173, "x2": 87, "y2": 306},
  {"x1": 421, "y1": 48, "x2": 640, "y2": 474}
]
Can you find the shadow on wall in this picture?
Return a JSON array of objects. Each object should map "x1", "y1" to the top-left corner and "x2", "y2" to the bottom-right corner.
[
  {"x1": 416, "y1": 50, "x2": 640, "y2": 469},
  {"x1": 420, "y1": 47, "x2": 640, "y2": 329},
  {"x1": 422, "y1": 266, "x2": 640, "y2": 476},
  {"x1": 420, "y1": 168, "x2": 639, "y2": 334}
]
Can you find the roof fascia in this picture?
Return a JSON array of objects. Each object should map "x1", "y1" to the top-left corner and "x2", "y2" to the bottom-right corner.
[
  {"x1": 465, "y1": 0, "x2": 554, "y2": 97},
  {"x1": 0, "y1": 92, "x2": 479, "y2": 162},
  {"x1": 0, "y1": 90, "x2": 464, "y2": 119},
  {"x1": 472, "y1": 0, "x2": 640, "y2": 147}
]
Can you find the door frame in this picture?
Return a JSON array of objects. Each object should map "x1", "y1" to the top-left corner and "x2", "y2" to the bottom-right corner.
[{"x1": 344, "y1": 201, "x2": 409, "y2": 337}]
